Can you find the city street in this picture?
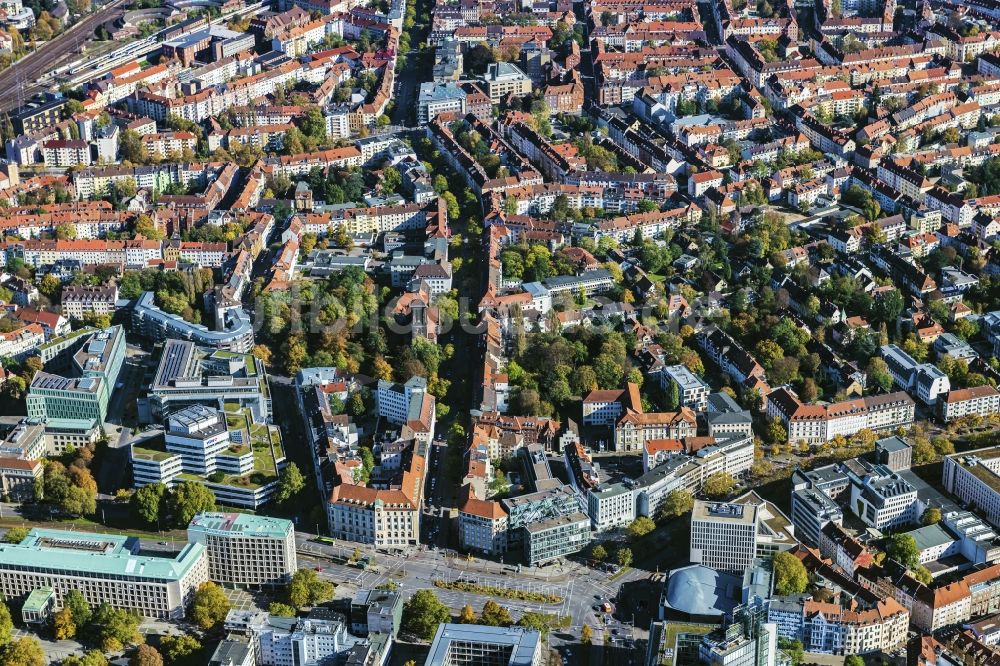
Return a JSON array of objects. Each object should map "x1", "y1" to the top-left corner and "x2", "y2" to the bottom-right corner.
[{"x1": 293, "y1": 530, "x2": 649, "y2": 652}]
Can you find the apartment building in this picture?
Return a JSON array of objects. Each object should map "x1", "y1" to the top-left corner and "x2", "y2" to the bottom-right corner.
[
  {"x1": 880, "y1": 344, "x2": 950, "y2": 406},
  {"x1": 941, "y1": 385, "x2": 1000, "y2": 422},
  {"x1": 769, "y1": 595, "x2": 909, "y2": 655},
  {"x1": 41, "y1": 140, "x2": 91, "y2": 168},
  {"x1": 0, "y1": 322, "x2": 45, "y2": 361},
  {"x1": 479, "y1": 62, "x2": 532, "y2": 103},
  {"x1": 187, "y1": 512, "x2": 296, "y2": 588},
  {"x1": 660, "y1": 364, "x2": 710, "y2": 412},
  {"x1": 766, "y1": 387, "x2": 915, "y2": 445},
  {"x1": 327, "y1": 452, "x2": 425, "y2": 549},
  {"x1": 60, "y1": 284, "x2": 119, "y2": 321},
  {"x1": 375, "y1": 377, "x2": 436, "y2": 444},
  {"x1": 0, "y1": 528, "x2": 208, "y2": 619}
]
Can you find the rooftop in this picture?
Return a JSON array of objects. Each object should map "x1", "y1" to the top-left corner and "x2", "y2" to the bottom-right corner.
[
  {"x1": 0, "y1": 528, "x2": 205, "y2": 581},
  {"x1": 188, "y1": 512, "x2": 293, "y2": 539}
]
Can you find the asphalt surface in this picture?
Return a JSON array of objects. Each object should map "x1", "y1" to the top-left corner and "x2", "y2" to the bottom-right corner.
[
  {"x1": 0, "y1": 0, "x2": 128, "y2": 111},
  {"x1": 294, "y1": 531, "x2": 648, "y2": 654}
]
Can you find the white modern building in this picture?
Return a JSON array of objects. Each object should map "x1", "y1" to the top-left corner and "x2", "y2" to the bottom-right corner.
[
  {"x1": 661, "y1": 364, "x2": 710, "y2": 412},
  {"x1": 587, "y1": 482, "x2": 636, "y2": 532},
  {"x1": 0, "y1": 528, "x2": 208, "y2": 619},
  {"x1": 880, "y1": 344, "x2": 951, "y2": 406},
  {"x1": 187, "y1": 512, "x2": 296, "y2": 588}
]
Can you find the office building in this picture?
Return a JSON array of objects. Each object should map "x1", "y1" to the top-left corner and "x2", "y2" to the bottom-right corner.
[
  {"x1": 147, "y1": 339, "x2": 270, "y2": 422},
  {"x1": 208, "y1": 636, "x2": 255, "y2": 666},
  {"x1": 943, "y1": 447, "x2": 1000, "y2": 529},
  {"x1": 849, "y1": 464, "x2": 919, "y2": 530},
  {"x1": 524, "y1": 512, "x2": 591, "y2": 566},
  {"x1": 25, "y1": 326, "x2": 126, "y2": 450},
  {"x1": 424, "y1": 624, "x2": 543, "y2": 666},
  {"x1": 132, "y1": 291, "x2": 254, "y2": 353},
  {"x1": 789, "y1": 488, "x2": 843, "y2": 547},
  {"x1": 0, "y1": 458, "x2": 42, "y2": 502},
  {"x1": 132, "y1": 403, "x2": 286, "y2": 509},
  {"x1": 187, "y1": 512, "x2": 296, "y2": 587},
  {"x1": 766, "y1": 387, "x2": 915, "y2": 445},
  {"x1": 375, "y1": 377, "x2": 436, "y2": 445},
  {"x1": 690, "y1": 501, "x2": 759, "y2": 574},
  {"x1": 500, "y1": 484, "x2": 592, "y2": 564},
  {"x1": 0, "y1": 528, "x2": 208, "y2": 619},
  {"x1": 587, "y1": 482, "x2": 636, "y2": 532},
  {"x1": 690, "y1": 493, "x2": 797, "y2": 574},
  {"x1": 459, "y1": 492, "x2": 508, "y2": 556},
  {"x1": 327, "y1": 452, "x2": 424, "y2": 548}
]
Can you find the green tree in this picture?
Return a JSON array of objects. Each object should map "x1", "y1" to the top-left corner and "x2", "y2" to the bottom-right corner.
[
  {"x1": 582, "y1": 624, "x2": 593, "y2": 644},
  {"x1": 167, "y1": 481, "x2": 216, "y2": 527},
  {"x1": 275, "y1": 462, "x2": 306, "y2": 503},
  {"x1": 922, "y1": 507, "x2": 942, "y2": 525},
  {"x1": 287, "y1": 569, "x2": 334, "y2": 609},
  {"x1": 190, "y1": 582, "x2": 231, "y2": 630},
  {"x1": 867, "y1": 358, "x2": 893, "y2": 394},
  {"x1": 132, "y1": 482, "x2": 167, "y2": 524},
  {"x1": 91, "y1": 603, "x2": 141, "y2": 652},
  {"x1": 773, "y1": 552, "x2": 809, "y2": 595},
  {"x1": 2, "y1": 637, "x2": 45, "y2": 666},
  {"x1": 459, "y1": 604, "x2": 476, "y2": 623},
  {"x1": 0, "y1": 599, "x2": 12, "y2": 645},
  {"x1": 616, "y1": 546, "x2": 633, "y2": 568},
  {"x1": 129, "y1": 645, "x2": 163, "y2": 666},
  {"x1": 886, "y1": 533, "x2": 920, "y2": 569},
  {"x1": 3, "y1": 526, "x2": 28, "y2": 543},
  {"x1": 518, "y1": 611, "x2": 555, "y2": 636},
  {"x1": 626, "y1": 516, "x2": 656, "y2": 539},
  {"x1": 478, "y1": 600, "x2": 512, "y2": 627},
  {"x1": 160, "y1": 635, "x2": 201, "y2": 664},
  {"x1": 660, "y1": 489, "x2": 695, "y2": 519},
  {"x1": 62, "y1": 651, "x2": 108, "y2": 666},
  {"x1": 702, "y1": 472, "x2": 736, "y2": 498},
  {"x1": 53, "y1": 607, "x2": 76, "y2": 639},
  {"x1": 591, "y1": 543, "x2": 608, "y2": 562},
  {"x1": 401, "y1": 589, "x2": 451, "y2": 641},
  {"x1": 268, "y1": 602, "x2": 296, "y2": 617},
  {"x1": 779, "y1": 638, "x2": 804, "y2": 666},
  {"x1": 63, "y1": 589, "x2": 92, "y2": 626}
]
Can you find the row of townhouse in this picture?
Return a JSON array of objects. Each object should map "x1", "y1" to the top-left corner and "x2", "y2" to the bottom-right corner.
[
  {"x1": 1, "y1": 239, "x2": 228, "y2": 269},
  {"x1": 72, "y1": 161, "x2": 219, "y2": 200}
]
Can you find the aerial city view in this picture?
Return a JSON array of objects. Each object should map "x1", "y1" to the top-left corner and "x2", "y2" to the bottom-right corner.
[{"x1": 0, "y1": 0, "x2": 998, "y2": 663}]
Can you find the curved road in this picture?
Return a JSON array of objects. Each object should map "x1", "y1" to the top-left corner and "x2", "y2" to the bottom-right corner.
[{"x1": 0, "y1": 0, "x2": 129, "y2": 111}]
